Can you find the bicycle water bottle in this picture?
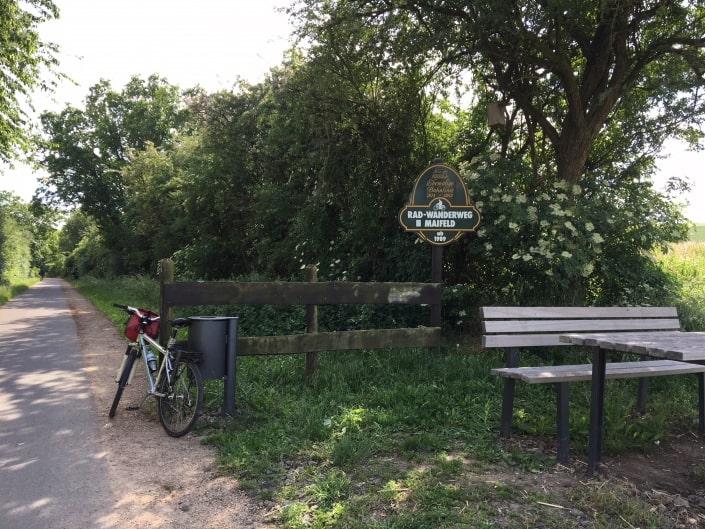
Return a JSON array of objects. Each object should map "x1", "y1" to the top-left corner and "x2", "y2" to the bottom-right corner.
[{"x1": 146, "y1": 350, "x2": 158, "y2": 372}]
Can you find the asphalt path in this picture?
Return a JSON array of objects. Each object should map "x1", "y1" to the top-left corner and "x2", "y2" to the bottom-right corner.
[{"x1": 0, "y1": 279, "x2": 115, "y2": 528}]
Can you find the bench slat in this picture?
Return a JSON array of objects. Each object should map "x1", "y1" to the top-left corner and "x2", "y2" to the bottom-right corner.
[
  {"x1": 482, "y1": 327, "x2": 680, "y2": 349},
  {"x1": 483, "y1": 333, "x2": 573, "y2": 348},
  {"x1": 481, "y1": 306, "x2": 678, "y2": 319},
  {"x1": 491, "y1": 360, "x2": 705, "y2": 384},
  {"x1": 482, "y1": 318, "x2": 681, "y2": 335}
]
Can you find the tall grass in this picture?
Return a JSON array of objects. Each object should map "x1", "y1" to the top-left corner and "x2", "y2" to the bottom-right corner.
[
  {"x1": 72, "y1": 275, "x2": 161, "y2": 328},
  {"x1": 654, "y1": 241, "x2": 705, "y2": 330}
]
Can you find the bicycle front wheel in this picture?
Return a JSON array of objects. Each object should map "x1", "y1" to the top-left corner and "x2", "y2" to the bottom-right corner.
[
  {"x1": 157, "y1": 359, "x2": 203, "y2": 437},
  {"x1": 109, "y1": 346, "x2": 139, "y2": 418}
]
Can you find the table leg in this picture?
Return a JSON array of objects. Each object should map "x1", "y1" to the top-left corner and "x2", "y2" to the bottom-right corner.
[
  {"x1": 588, "y1": 345, "x2": 607, "y2": 474},
  {"x1": 698, "y1": 373, "x2": 705, "y2": 434}
]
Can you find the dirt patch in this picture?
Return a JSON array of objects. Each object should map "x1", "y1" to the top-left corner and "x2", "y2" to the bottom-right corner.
[
  {"x1": 62, "y1": 281, "x2": 705, "y2": 528},
  {"x1": 497, "y1": 432, "x2": 705, "y2": 526},
  {"x1": 606, "y1": 432, "x2": 705, "y2": 493},
  {"x1": 61, "y1": 281, "x2": 271, "y2": 529}
]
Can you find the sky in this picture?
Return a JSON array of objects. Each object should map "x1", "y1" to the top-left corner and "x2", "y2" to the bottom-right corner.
[
  {"x1": 1, "y1": 0, "x2": 704, "y2": 222},
  {"x1": 0, "y1": 0, "x2": 295, "y2": 199}
]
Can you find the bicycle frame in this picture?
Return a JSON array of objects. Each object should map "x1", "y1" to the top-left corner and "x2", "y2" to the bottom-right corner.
[{"x1": 131, "y1": 332, "x2": 174, "y2": 397}]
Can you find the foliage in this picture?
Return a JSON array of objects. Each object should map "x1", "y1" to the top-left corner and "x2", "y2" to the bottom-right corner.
[
  {"x1": 62, "y1": 222, "x2": 112, "y2": 278},
  {"x1": 0, "y1": 194, "x2": 32, "y2": 282},
  {"x1": 72, "y1": 275, "x2": 160, "y2": 322},
  {"x1": 40, "y1": 1, "x2": 703, "y2": 317},
  {"x1": 299, "y1": 0, "x2": 705, "y2": 184},
  {"x1": 0, "y1": 191, "x2": 59, "y2": 282},
  {"x1": 654, "y1": 242, "x2": 705, "y2": 331},
  {"x1": 285, "y1": 0, "x2": 701, "y2": 306},
  {"x1": 37, "y1": 76, "x2": 193, "y2": 274},
  {"x1": 444, "y1": 153, "x2": 689, "y2": 307},
  {"x1": 0, "y1": 277, "x2": 37, "y2": 306},
  {"x1": 0, "y1": 0, "x2": 60, "y2": 164}
]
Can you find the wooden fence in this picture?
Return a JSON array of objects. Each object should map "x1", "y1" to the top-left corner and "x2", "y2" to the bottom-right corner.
[{"x1": 158, "y1": 259, "x2": 441, "y2": 373}]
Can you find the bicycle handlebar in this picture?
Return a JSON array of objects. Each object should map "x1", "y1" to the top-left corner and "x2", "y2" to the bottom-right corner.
[
  {"x1": 111, "y1": 304, "x2": 195, "y2": 329},
  {"x1": 113, "y1": 303, "x2": 161, "y2": 322}
]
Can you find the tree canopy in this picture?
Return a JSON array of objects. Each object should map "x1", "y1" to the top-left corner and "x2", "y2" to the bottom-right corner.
[
  {"x1": 296, "y1": 0, "x2": 705, "y2": 184},
  {"x1": 0, "y1": 0, "x2": 60, "y2": 165},
  {"x1": 0, "y1": 191, "x2": 58, "y2": 282}
]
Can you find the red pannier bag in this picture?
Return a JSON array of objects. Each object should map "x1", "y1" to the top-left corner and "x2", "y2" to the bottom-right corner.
[{"x1": 124, "y1": 309, "x2": 160, "y2": 341}]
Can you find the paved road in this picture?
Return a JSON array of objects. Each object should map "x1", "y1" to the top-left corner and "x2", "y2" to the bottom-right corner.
[{"x1": 0, "y1": 279, "x2": 115, "y2": 528}]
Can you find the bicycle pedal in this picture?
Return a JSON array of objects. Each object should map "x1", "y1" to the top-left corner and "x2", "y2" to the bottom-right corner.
[{"x1": 126, "y1": 405, "x2": 140, "y2": 411}]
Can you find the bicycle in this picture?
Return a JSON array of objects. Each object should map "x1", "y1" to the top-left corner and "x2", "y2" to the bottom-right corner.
[{"x1": 109, "y1": 304, "x2": 204, "y2": 437}]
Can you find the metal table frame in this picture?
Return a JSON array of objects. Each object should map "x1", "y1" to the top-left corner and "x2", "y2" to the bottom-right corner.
[{"x1": 559, "y1": 331, "x2": 705, "y2": 474}]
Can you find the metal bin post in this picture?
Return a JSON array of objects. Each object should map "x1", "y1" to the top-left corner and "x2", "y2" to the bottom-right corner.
[{"x1": 187, "y1": 316, "x2": 239, "y2": 414}]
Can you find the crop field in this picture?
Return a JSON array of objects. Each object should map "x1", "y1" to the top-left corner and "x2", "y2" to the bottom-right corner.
[{"x1": 690, "y1": 223, "x2": 705, "y2": 242}]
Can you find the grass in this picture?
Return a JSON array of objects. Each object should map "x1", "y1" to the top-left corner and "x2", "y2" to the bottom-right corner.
[
  {"x1": 0, "y1": 276, "x2": 39, "y2": 306},
  {"x1": 62, "y1": 245, "x2": 705, "y2": 529}
]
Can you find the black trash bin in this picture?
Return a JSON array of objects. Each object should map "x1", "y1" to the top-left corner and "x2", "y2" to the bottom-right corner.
[{"x1": 187, "y1": 316, "x2": 239, "y2": 414}]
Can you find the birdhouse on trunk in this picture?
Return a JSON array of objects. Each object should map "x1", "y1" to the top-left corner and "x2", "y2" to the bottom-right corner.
[{"x1": 487, "y1": 102, "x2": 508, "y2": 128}]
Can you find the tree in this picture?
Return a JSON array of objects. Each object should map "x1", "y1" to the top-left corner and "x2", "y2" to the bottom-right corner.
[
  {"x1": 57, "y1": 210, "x2": 107, "y2": 277},
  {"x1": 0, "y1": 193, "x2": 31, "y2": 281},
  {"x1": 28, "y1": 197, "x2": 62, "y2": 274},
  {"x1": 0, "y1": 191, "x2": 58, "y2": 281},
  {"x1": 0, "y1": 0, "x2": 60, "y2": 165},
  {"x1": 299, "y1": 0, "x2": 705, "y2": 185},
  {"x1": 37, "y1": 75, "x2": 191, "y2": 274},
  {"x1": 247, "y1": 23, "x2": 453, "y2": 281},
  {"x1": 38, "y1": 76, "x2": 189, "y2": 226}
]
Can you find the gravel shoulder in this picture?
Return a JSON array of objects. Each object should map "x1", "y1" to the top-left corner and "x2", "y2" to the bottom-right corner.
[{"x1": 62, "y1": 281, "x2": 270, "y2": 529}]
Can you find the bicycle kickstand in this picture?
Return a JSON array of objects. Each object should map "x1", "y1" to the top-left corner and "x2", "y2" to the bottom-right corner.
[{"x1": 126, "y1": 391, "x2": 151, "y2": 411}]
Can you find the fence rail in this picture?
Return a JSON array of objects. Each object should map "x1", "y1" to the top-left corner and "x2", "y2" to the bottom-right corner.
[
  {"x1": 159, "y1": 260, "x2": 442, "y2": 361},
  {"x1": 162, "y1": 280, "x2": 441, "y2": 308}
]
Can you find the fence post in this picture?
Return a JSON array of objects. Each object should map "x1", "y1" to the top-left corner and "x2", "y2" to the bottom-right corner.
[
  {"x1": 305, "y1": 264, "x2": 318, "y2": 376},
  {"x1": 159, "y1": 259, "x2": 175, "y2": 346}
]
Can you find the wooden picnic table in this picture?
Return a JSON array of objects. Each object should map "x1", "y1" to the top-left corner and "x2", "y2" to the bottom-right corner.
[{"x1": 559, "y1": 331, "x2": 705, "y2": 474}]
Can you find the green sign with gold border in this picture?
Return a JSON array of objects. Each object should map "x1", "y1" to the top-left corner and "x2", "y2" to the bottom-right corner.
[{"x1": 399, "y1": 163, "x2": 480, "y2": 245}]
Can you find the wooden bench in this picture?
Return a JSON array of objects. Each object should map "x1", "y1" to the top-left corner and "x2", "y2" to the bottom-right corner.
[{"x1": 481, "y1": 306, "x2": 705, "y2": 464}]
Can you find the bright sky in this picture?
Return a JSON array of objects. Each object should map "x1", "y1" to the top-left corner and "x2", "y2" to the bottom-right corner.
[
  {"x1": 1, "y1": 0, "x2": 704, "y2": 222},
  {"x1": 654, "y1": 140, "x2": 704, "y2": 222}
]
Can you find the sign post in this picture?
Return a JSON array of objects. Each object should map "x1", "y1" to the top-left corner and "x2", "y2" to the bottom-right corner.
[{"x1": 399, "y1": 161, "x2": 481, "y2": 330}]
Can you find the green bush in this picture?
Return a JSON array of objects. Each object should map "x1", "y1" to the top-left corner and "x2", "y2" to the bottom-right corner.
[{"x1": 64, "y1": 227, "x2": 112, "y2": 278}]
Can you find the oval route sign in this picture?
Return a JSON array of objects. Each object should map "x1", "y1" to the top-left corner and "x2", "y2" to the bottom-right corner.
[{"x1": 399, "y1": 163, "x2": 480, "y2": 245}]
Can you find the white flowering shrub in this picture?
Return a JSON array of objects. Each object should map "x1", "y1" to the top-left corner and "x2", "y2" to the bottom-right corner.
[{"x1": 450, "y1": 154, "x2": 690, "y2": 307}]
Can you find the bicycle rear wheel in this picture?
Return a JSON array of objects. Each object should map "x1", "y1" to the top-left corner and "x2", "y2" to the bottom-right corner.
[
  {"x1": 157, "y1": 358, "x2": 203, "y2": 437},
  {"x1": 109, "y1": 346, "x2": 139, "y2": 418}
]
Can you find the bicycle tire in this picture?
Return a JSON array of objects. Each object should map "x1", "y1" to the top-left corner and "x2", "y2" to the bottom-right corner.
[
  {"x1": 157, "y1": 358, "x2": 203, "y2": 437},
  {"x1": 109, "y1": 346, "x2": 139, "y2": 418}
]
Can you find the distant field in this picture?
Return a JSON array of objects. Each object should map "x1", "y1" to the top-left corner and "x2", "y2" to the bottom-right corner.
[{"x1": 691, "y1": 223, "x2": 705, "y2": 242}]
